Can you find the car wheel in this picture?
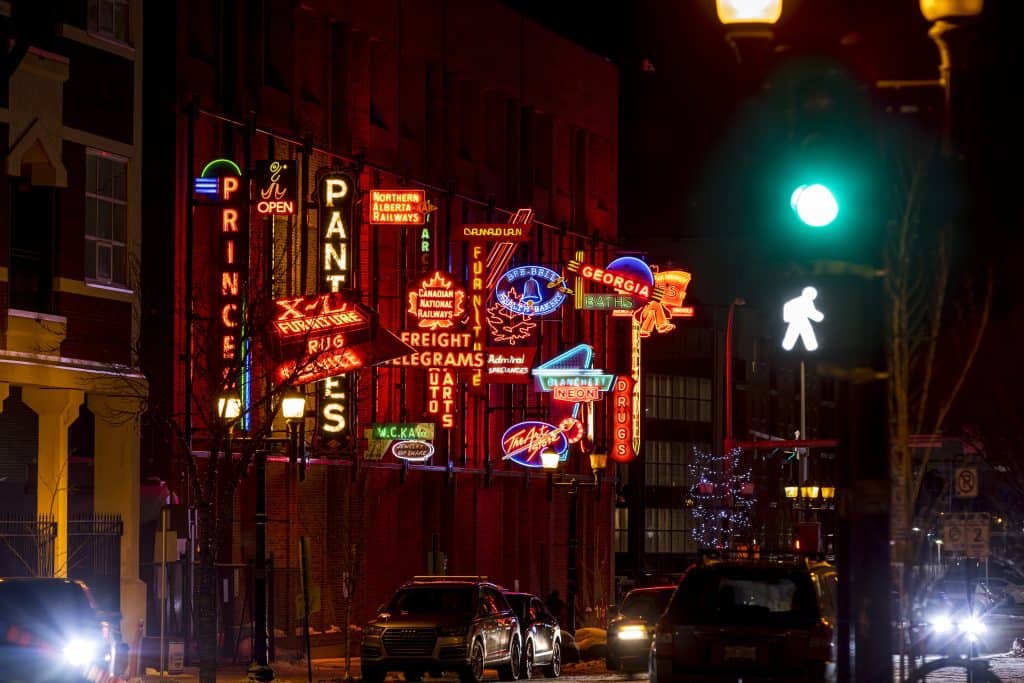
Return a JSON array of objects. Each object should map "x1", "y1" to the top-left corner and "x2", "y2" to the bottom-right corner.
[
  {"x1": 363, "y1": 665, "x2": 387, "y2": 683},
  {"x1": 498, "y1": 638, "x2": 522, "y2": 681},
  {"x1": 522, "y1": 639, "x2": 535, "y2": 680},
  {"x1": 460, "y1": 640, "x2": 486, "y2": 683},
  {"x1": 542, "y1": 640, "x2": 561, "y2": 678}
]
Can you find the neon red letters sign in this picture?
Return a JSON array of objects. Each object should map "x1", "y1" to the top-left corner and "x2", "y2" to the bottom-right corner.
[
  {"x1": 407, "y1": 271, "x2": 466, "y2": 330},
  {"x1": 611, "y1": 376, "x2": 637, "y2": 463}
]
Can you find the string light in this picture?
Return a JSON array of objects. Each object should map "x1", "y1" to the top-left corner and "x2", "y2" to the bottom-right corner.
[{"x1": 688, "y1": 446, "x2": 755, "y2": 549}]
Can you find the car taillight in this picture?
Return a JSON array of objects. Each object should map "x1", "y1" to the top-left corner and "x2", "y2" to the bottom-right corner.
[
  {"x1": 808, "y1": 619, "x2": 833, "y2": 661},
  {"x1": 652, "y1": 620, "x2": 673, "y2": 657}
]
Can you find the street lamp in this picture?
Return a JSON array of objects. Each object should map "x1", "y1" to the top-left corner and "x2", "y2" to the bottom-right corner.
[
  {"x1": 919, "y1": 0, "x2": 984, "y2": 154},
  {"x1": 282, "y1": 391, "x2": 307, "y2": 481},
  {"x1": 715, "y1": 0, "x2": 782, "y2": 64},
  {"x1": 544, "y1": 448, "x2": 606, "y2": 634},
  {"x1": 217, "y1": 395, "x2": 242, "y2": 422}
]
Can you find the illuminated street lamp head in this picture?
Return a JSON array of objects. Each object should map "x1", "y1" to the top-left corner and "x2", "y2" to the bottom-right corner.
[
  {"x1": 919, "y1": 0, "x2": 983, "y2": 22},
  {"x1": 716, "y1": 0, "x2": 783, "y2": 24},
  {"x1": 790, "y1": 184, "x2": 839, "y2": 227},
  {"x1": 540, "y1": 448, "x2": 561, "y2": 471},
  {"x1": 281, "y1": 392, "x2": 306, "y2": 421},
  {"x1": 217, "y1": 395, "x2": 242, "y2": 422}
]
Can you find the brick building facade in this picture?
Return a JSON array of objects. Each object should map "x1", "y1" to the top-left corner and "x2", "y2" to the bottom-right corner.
[{"x1": 143, "y1": 0, "x2": 623, "y2": 651}]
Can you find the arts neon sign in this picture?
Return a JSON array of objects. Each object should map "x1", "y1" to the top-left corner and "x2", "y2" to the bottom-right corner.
[
  {"x1": 407, "y1": 271, "x2": 466, "y2": 330},
  {"x1": 501, "y1": 420, "x2": 571, "y2": 468},
  {"x1": 428, "y1": 367, "x2": 457, "y2": 428}
]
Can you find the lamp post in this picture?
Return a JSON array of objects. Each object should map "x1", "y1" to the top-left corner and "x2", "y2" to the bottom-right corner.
[
  {"x1": 724, "y1": 297, "x2": 746, "y2": 457},
  {"x1": 543, "y1": 448, "x2": 606, "y2": 634},
  {"x1": 919, "y1": 0, "x2": 984, "y2": 155}
]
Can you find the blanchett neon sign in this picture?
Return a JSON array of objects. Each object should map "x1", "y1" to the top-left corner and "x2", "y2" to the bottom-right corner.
[
  {"x1": 407, "y1": 271, "x2": 466, "y2": 330},
  {"x1": 501, "y1": 420, "x2": 570, "y2": 468}
]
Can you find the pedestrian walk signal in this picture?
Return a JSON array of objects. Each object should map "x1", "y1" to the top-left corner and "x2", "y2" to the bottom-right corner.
[{"x1": 781, "y1": 287, "x2": 824, "y2": 352}]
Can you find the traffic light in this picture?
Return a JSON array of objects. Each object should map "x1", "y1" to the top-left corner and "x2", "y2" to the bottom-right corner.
[{"x1": 790, "y1": 183, "x2": 838, "y2": 228}]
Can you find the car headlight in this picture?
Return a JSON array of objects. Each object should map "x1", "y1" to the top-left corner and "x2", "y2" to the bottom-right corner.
[
  {"x1": 438, "y1": 625, "x2": 469, "y2": 637},
  {"x1": 363, "y1": 624, "x2": 384, "y2": 637},
  {"x1": 960, "y1": 615, "x2": 987, "y2": 641},
  {"x1": 616, "y1": 624, "x2": 648, "y2": 641},
  {"x1": 62, "y1": 638, "x2": 99, "y2": 667},
  {"x1": 929, "y1": 614, "x2": 953, "y2": 634}
]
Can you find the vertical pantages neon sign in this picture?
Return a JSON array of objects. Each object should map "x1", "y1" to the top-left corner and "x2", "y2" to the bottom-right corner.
[{"x1": 318, "y1": 171, "x2": 356, "y2": 438}]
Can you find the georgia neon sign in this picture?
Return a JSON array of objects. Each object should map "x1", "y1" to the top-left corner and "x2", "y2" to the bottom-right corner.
[{"x1": 567, "y1": 257, "x2": 664, "y2": 301}]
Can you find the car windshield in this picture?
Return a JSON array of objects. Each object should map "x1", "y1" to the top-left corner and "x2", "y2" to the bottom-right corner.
[
  {"x1": 388, "y1": 587, "x2": 474, "y2": 614},
  {"x1": 668, "y1": 567, "x2": 818, "y2": 627},
  {"x1": 0, "y1": 580, "x2": 97, "y2": 633},
  {"x1": 620, "y1": 589, "x2": 673, "y2": 621}
]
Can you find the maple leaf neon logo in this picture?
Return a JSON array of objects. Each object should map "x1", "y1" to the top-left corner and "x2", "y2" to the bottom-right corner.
[
  {"x1": 407, "y1": 271, "x2": 466, "y2": 330},
  {"x1": 486, "y1": 290, "x2": 536, "y2": 344}
]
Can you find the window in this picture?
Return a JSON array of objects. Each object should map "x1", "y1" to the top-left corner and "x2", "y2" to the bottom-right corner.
[
  {"x1": 614, "y1": 508, "x2": 629, "y2": 553},
  {"x1": 9, "y1": 179, "x2": 56, "y2": 312},
  {"x1": 645, "y1": 374, "x2": 711, "y2": 422},
  {"x1": 645, "y1": 507, "x2": 687, "y2": 554},
  {"x1": 88, "y1": 0, "x2": 130, "y2": 43},
  {"x1": 645, "y1": 441, "x2": 690, "y2": 488},
  {"x1": 85, "y1": 151, "x2": 128, "y2": 286}
]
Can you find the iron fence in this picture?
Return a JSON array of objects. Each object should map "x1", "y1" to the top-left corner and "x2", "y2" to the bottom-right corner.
[
  {"x1": 0, "y1": 513, "x2": 56, "y2": 577},
  {"x1": 68, "y1": 514, "x2": 124, "y2": 615}
]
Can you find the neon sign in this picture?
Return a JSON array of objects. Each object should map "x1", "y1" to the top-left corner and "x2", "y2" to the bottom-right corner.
[
  {"x1": 454, "y1": 223, "x2": 532, "y2": 242},
  {"x1": 495, "y1": 266, "x2": 569, "y2": 316},
  {"x1": 372, "y1": 423, "x2": 435, "y2": 440},
  {"x1": 389, "y1": 331, "x2": 484, "y2": 369},
  {"x1": 485, "y1": 348, "x2": 537, "y2": 384},
  {"x1": 532, "y1": 344, "x2": 615, "y2": 397},
  {"x1": 319, "y1": 171, "x2": 354, "y2": 291},
  {"x1": 369, "y1": 189, "x2": 427, "y2": 224},
  {"x1": 501, "y1": 420, "x2": 570, "y2": 468},
  {"x1": 611, "y1": 376, "x2": 637, "y2": 463},
  {"x1": 317, "y1": 170, "x2": 356, "y2": 440},
  {"x1": 631, "y1": 319, "x2": 642, "y2": 454},
  {"x1": 567, "y1": 257, "x2": 663, "y2": 301},
  {"x1": 407, "y1": 271, "x2": 466, "y2": 330},
  {"x1": 427, "y1": 367, "x2": 457, "y2": 428},
  {"x1": 468, "y1": 244, "x2": 486, "y2": 391},
  {"x1": 196, "y1": 160, "x2": 248, "y2": 398},
  {"x1": 253, "y1": 160, "x2": 297, "y2": 215},
  {"x1": 486, "y1": 301, "x2": 536, "y2": 345},
  {"x1": 483, "y1": 209, "x2": 534, "y2": 292},
  {"x1": 636, "y1": 269, "x2": 694, "y2": 337},
  {"x1": 392, "y1": 439, "x2": 435, "y2": 462}
]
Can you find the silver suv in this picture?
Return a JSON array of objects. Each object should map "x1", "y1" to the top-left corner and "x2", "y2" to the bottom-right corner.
[{"x1": 361, "y1": 576, "x2": 522, "y2": 683}]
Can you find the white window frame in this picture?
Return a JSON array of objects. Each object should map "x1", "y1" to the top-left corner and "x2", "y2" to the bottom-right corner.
[
  {"x1": 88, "y1": 0, "x2": 131, "y2": 44},
  {"x1": 85, "y1": 149, "x2": 129, "y2": 287}
]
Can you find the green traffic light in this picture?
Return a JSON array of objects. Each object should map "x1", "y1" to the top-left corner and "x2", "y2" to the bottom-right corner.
[{"x1": 790, "y1": 184, "x2": 839, "y2": 228}]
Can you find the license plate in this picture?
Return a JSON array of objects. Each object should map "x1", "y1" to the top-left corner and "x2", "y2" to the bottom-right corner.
[{"x1": 723, "y1": 645, "x2": 757, "y2": 662}]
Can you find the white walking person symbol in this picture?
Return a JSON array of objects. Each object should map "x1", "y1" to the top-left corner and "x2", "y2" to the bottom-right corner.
[{"x1": 781, "y1": 286, "x2": 824, "y2": 351}]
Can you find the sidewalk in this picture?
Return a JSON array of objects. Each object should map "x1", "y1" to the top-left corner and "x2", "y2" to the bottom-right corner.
[{"x1": 137, "y1": 657, "x2": 360, "y2": 683}]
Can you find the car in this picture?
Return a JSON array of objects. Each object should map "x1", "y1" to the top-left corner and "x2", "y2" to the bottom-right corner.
[
  {"x1": 0, "y1": 577, "x2": 121, "y2": 683},
  {"x1": 606, "y1": 585, "x2": 676, "y2": 673},
  {"x1": 503, "y1": 591, "x2": 562, "y2": 679},
  {"x1": 361, "y1": 576, "x2": 522, "y2": 683},
  {"x1": 649, "y1": 556, "x2": 838, "y2": 683},
  {"x1": 911, "y1": 585, "x2": 993, "y2": 656}
]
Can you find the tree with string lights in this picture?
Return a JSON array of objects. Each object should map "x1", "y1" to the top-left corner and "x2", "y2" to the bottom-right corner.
[{"x1": 688, "y1": 446, "x2": 755, "y2": 549}]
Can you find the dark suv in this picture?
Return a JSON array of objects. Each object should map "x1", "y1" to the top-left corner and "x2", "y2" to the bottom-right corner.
[
  {"x1": 649, "y1": 557, "x2": 838, "y2": 683},
  {"x1": 361, "y1": 576, "x2": 522, "y2": 683}
]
